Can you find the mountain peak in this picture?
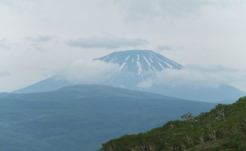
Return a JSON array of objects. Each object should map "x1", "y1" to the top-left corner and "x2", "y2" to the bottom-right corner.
[
  {"x1": 96, "y1": 50, "x2": 183, "y2": 75},
  {"x1": 109, "y1": 49, "x2": 155, "y2": 54}
]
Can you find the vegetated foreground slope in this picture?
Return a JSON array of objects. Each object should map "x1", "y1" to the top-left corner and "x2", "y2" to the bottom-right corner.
[
  {"x1": 102, "y1": 97, "x2": 246, "y2": 151},
  {"x1": 0, "y1": 85, "x2": 214, "y2": 151}
]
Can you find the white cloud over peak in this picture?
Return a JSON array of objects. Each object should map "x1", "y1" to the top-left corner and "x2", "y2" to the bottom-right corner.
[
  {"x1": 114, "y1": 0, "x2": 241, "y2": 20},
  {"x1": 67, "y1": 36, "x2": 148, "y2": 49},
  {"x1": 138, "y1": 65, "x2": 246, "y2": 91},
  {"x1": 60, "y1": 60, "x2": 120, "y2": 84},
  {"x1": 0, "y1": 71, "x2": 11, "y2": 77}
]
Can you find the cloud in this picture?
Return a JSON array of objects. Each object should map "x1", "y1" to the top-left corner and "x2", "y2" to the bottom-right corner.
[
  {"x1": 0, "y1": 38, "x2": 11, "y2": 50},
  {"x1": 0, "y1": 0, "x2": 38, "y2": 10},
  {"x1": 24, "y1": 35, "x2": 58, "y2": 52},
  {"x1": 138, "y1": 65, "x2": 246, "y2": 91},
  {"x1": 59, "y1": 59, "x2": 120, "y2": 84},
  {"x1": 114, "y1": 0, "x2": 240, "y2": 20},
  {"x1": 67, "y1": 36, "x2": 148, "y2": 49},
  {"x1": 157, "y1": 45, "x2": 175, "y2": 51},
  {"x1": 0, "y1": 72, "x2": 11, "y2": 77},
  {"x1": 26, "y1": 35, "x2": 54, "y2": 43}
]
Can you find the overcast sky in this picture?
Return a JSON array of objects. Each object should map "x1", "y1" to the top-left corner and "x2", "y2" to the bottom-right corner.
[{"x1": 0, "y1": 0, "x2": 246, "y2": 91}]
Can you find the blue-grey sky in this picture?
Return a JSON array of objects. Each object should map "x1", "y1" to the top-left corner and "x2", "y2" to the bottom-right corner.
[{"x1": 0, "y1": 0, "x2": 246, "y2": 91}]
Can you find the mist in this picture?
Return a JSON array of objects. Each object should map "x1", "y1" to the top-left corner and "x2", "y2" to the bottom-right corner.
[{"x1": 138, "y1": 65, "x2": 246, "y2": 91}]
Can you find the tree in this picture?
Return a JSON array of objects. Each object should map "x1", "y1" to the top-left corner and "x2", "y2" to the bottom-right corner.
[{"x1": 181, "y1": 112, "x2": 193, "y2": 121}]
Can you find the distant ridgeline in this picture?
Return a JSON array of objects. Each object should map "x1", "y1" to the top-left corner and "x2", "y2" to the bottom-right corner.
[{"x1": 102, "y1": 97, "x2": 246, "y2": 151}]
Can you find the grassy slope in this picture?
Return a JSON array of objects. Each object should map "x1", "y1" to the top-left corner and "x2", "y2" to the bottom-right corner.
[{"x1": 102, "y1": 97, "x2": 246, "y2": 151}]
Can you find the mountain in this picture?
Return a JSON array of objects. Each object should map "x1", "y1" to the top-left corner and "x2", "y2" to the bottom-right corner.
[
  {"x1": 15, "y1": 50, "x2": 182, "y2": 93},
  {"x1": 102, "y1": 97, "x2": 246, "y2": 151},
  {"x1": 0, "y1": 85, "x2": 214, "y2": 151},
  {"x1": 15, "y1": 76, "x2": 69, "y2": 93},
  {"x1": 96, "y1": 50, "x2": 244, "y2": 102},
  {"x1": 15, "y1": 50, "x2": 245, "y2": 102},
  {"x1": 96, "y1": 50, "x2": 182, "y2": 76},
  {"x1": 146, "y1": 84, "x2": 245, "y2": 103},
  {"x1": 95, "y1": 50, "x2": 182, "y2": 88}
]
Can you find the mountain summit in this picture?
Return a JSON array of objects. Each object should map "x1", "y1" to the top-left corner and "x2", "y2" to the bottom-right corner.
[
  {"x1": 97, "y1": 50, "x2": 182, "y2": 75},
  {"x1": 96, "y1": 50, "x2": 182, "y2": 87}
]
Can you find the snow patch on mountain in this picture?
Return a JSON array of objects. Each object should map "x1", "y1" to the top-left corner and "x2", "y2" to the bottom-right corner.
[{"x1": 96, "y1": 50, "x2": 183, "y2": 76}]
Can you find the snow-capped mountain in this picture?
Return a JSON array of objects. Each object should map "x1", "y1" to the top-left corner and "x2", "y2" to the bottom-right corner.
[
  {"x1": 96, "y1": 50, "x2": 182, "y2": 75},
  {"x1": 15, "y1": 50, "x2": 245, "y2": 103},
  {"x1": 16, "y1": 50, "x2": 181, "y2": 93},
  {"x1": 95, "y1": 50, "x2": 182, "y2": 87}
]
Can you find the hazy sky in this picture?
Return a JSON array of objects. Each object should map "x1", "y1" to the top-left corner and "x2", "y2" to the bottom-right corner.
[{"x1": 0, "y1": 0, "x2": 246, "y2": 91}]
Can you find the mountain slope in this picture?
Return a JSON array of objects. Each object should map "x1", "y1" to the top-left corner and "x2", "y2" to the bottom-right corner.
[
  {"x1": 15, "y1": 76, "x2": 69, "y2": 93},
  {"x1": 147, "y1": 84, "x2": 245, "y2": 103},
  {"x1": 102, "y1": 97, "x2": 246, "y2": 151},
  {"x1": 0, "y1": 85, "x2": 214, "y2": 151}
]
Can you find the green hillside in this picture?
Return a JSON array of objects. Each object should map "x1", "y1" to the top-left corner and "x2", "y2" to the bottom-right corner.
[{"x1": 102, "y1": 97, "x2": 246, "y2": 151}]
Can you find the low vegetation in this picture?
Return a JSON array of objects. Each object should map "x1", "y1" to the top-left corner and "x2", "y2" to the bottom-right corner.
[{"x1": 102, "y1": 97, "x2": 246, "y2": 151}]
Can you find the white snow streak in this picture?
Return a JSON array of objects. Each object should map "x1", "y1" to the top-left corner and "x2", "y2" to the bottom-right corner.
[{"x1": 136, "y1": 61, "x2": 142, "y2": 75}]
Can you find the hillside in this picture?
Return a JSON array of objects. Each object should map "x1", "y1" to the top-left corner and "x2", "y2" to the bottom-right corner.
[
  {"x1": 102, "y1": 97, "x2": 246, "y2": 151},
  {"x1": 0, "y1": 85, "x2": 214, "y2": 151}
]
